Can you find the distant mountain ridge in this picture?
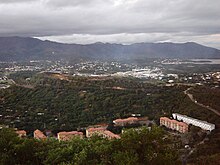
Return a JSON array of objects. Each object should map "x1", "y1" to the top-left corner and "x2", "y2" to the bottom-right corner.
[{"x1": 0, "y1": 36, "x2": 220, "y2": 61}]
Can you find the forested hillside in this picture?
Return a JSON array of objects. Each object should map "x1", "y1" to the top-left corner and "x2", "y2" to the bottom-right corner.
[
  {"x1": 191, "y1": 86, "x2": 220, "y2": 112},
  {"x1": 1, "y1": 72, "x2": 219, "y2": 132},
  {"x1": 1, "y1": 72, "x2": 220, "y2": 164}
]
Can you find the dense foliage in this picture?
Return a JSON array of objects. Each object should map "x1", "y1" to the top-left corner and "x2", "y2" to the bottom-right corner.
[
  {"x1": 191, "y1": 86, "x2": 220, "y2": 113},
  {"x1": 1, "y1": 73, "x2": 219, "y2": 132},
  {"x1": 0, "y1": 73, "x2": 176, "y2": 131},
  {"x1": 0, "y1": 127, "x2": 180, "y2": 165},
  {"x1": 1, "y1": 72, "x2": 220, "y2": 164}
]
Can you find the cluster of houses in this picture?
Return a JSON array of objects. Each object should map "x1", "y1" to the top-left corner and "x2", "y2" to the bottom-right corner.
[
  {"x1": 14, "y1": 113, "x2": 215, "y2": 140},
  {"x1": 15, "y1": 126, "x2": 120, "y2": 141},
  {"x1": 160, "y1": 113, "x2": 215, "y2": 133},
  {"x1": 15, "y1": 116, "x2": 149, "y2": 141}
]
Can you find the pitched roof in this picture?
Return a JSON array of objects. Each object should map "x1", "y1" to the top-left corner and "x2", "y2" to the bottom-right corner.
[
  {"x1": 16, "y1": 130, "x2": 26, "y2": 136},
  {"x1": 113, "y1": 117, "x2": 138, "y2": 123},
  {"x1": 58, "y1": 131, "x2": 83, "y2": 135},
  {"x1": 103, "y1": 130, "x2": 120, "y2": 139},
  {"x1": 34, "y1": 129, "x2": 46, "y2": 139},
  {"x1": 87, "y1": 127, "x2": 106, "y2": 132}
]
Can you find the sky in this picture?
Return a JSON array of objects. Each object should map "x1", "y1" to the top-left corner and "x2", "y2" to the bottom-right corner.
[{"x1": 0, "y1": 0, "x2": 220, "y2": 49}]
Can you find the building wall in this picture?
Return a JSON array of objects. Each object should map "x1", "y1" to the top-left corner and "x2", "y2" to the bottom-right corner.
[{"x1": 160, "y1": 117, "x2": 188, "y2": 133}]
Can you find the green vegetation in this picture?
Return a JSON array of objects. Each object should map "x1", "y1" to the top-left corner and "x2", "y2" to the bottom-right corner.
[
  {"x1": 185, "y1": 85, "x2": 220, "y2": 164},
  {"x1": 187, "y1": 128, "x2": 220, "y2": 164},
  {"x1": 1, "y1": 72, "x2": 220, "y2": 164},
  {"x1": 1, "y1": 72, "x2": 219, "y2": 132},
  {"x1": 191, "y1": 86, "x2": 220, "y2": 112},
  {"x1": 0, "y1": 73, "x2": 173, "y2": 131},
  {"x1": 0, "y1": 127, "x2": 180, "y2": 165}
]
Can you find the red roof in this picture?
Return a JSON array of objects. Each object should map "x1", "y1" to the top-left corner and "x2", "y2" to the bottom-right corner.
[
  {"x1": 58, "y1": 131, "x2": 83, "y2": 135},
  {"x1": 113, "y1": 117, "x2": 138, "y2": 123},
  {"x1": 16, "y1": 130, "x2": 26, "y2": 136},
  {"x1": 87, "y1": 127, "x2": 120, "y2": 139},
  {"x1": 87, "y1": 127, "x2": 106, "y2": 132},
  {"x1": 34, "y1": 129, "x2": 46, "y2": 139},
  {"x1": 103, "y1": 130, "x2": 120, "y2": 139}
]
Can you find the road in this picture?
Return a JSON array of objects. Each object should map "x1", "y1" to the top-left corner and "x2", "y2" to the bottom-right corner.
[{"x1": 184, "y1": 87, "x2": 220, "y2": 117}]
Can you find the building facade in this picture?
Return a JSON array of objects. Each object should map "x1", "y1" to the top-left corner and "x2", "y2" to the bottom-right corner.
[{"x1": 160, "y1": 117, "x2": 188, "y2": 133}]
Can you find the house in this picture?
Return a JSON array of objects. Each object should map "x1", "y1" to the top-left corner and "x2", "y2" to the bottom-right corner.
[
  {"x1": 34, "y1": 129, "x2": 47, "y2": 140},
  {"x1": 16, "y1": 130, "x2": 27, "y2": 138},
  {"x1": 160, "y1": 117, "x2": 188, "y2": 133},
  {"x1": 57, "y1": 131, "x2": 84, "y2": 141},
  {"x1": 86, "y1": 127, "x2": 120, "y2": 139}
]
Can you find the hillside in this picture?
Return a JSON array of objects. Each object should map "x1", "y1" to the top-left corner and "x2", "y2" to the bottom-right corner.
[
  {"x1": 0, "y1": 37, "x2": 220, "y2": 61},
  {"x1": 1, "y1": 72, "x2": 220, "y2": 131}
]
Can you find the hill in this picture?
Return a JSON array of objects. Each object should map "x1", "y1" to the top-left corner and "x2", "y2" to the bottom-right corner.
[{"x1": 0, "y1": 37, "x2": 220, "y2": 61}]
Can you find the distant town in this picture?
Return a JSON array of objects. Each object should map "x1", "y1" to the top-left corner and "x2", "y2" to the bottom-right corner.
[{"x1": 1, "y1": 59, "x2": 220, "y2": 90}]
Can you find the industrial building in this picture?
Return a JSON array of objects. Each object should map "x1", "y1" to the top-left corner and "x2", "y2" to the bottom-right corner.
[{"x1": 172, "y1": 113, "x2": 215, "y2": 131}]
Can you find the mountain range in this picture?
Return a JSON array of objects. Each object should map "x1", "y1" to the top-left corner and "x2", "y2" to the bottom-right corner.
[{"x1": 0, "y1": 36, "x2": 220, "y2": 61}]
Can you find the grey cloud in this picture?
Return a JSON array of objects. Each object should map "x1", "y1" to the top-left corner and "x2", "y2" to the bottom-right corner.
[
  {"x1": 45, "y1": 0, "x2": 112, "y2": 8},
  {"x1": 0, "y1": 0, "x2": 220, "y2": 48},
  {"x1": 0, "y1": 0, "x2": 37, "y2": 3}
]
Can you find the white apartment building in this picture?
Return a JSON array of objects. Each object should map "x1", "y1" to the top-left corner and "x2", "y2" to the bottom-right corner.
[{"x1": 172, "y1": 113, "x2": 215, "y2": 131}]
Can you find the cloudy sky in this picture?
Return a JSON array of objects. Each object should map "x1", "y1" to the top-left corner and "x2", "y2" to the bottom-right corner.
[{"x1": 0, "y1": 0, "x2": 220, "y2": 48}]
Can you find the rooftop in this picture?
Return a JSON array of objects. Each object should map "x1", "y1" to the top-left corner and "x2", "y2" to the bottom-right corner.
[
  {"x1": 16, "y1": 130, "x2": 26, "y2": 136},
  {"x1": 34, "y1": 129, "x2": 46, "y2": 139},
  {"x1": 172, "y1": 113, "x2": 215, "y2": 126},
  {"x1": 113, "y1": 117, "x2": 138, "y2": 123},
  {"x1": 58, "y1": 131, "x2": 83, "y2": 135},
  {"x1": 103, "y1": 130, "x2": 120, "y2": 139},
  {"x1": 87, "y1": 127, "x2": 106, "y2": 132}
]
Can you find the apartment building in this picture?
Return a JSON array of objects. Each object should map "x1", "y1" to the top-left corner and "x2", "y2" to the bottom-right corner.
[{"x1": 160, "y1": 117, "x2": 188, "y2": 133}]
